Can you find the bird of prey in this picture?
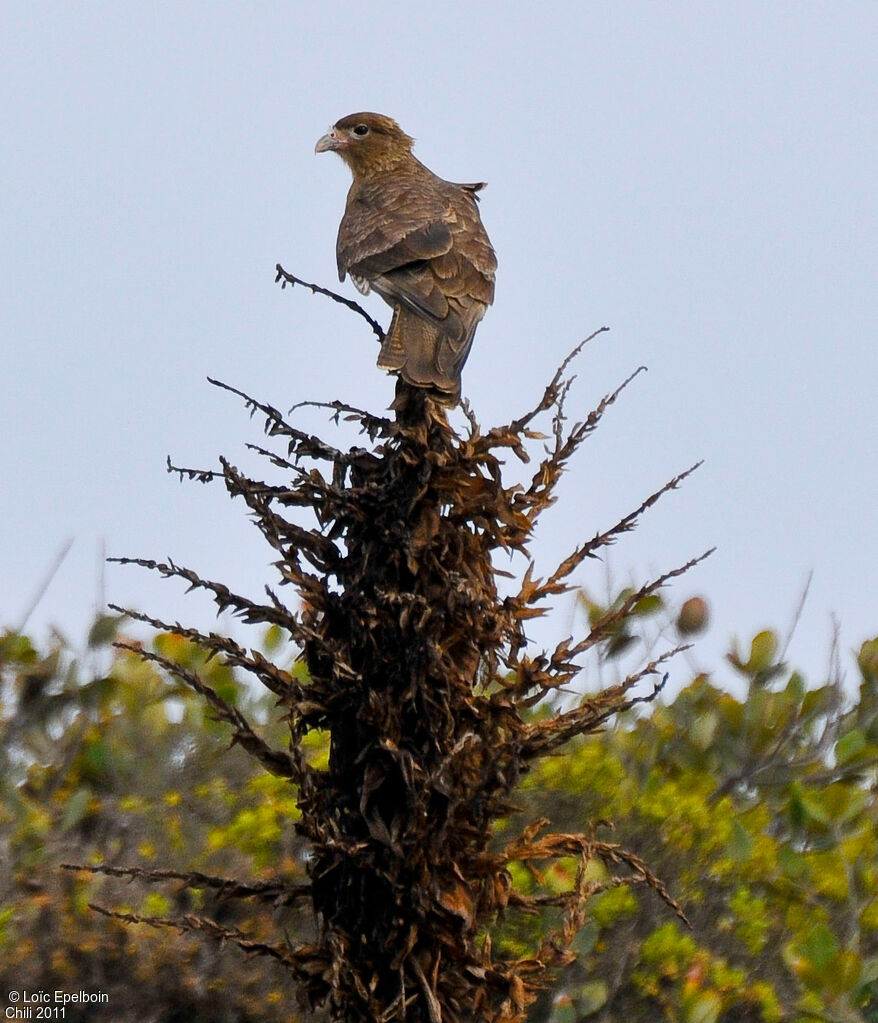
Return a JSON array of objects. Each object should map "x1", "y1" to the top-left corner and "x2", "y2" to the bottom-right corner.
[{"x1": 315, "y1": 113, "x2": 496, "y2": 405}]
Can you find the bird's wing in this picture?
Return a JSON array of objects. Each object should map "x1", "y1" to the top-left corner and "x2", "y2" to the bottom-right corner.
[
  {"x1": 347, "y1": 220, "x2": 454, "y2": 280},
  {"x1": 441, "y1": 185, "x2": 498, "y2": 282},
  {"x1": 339, "y1": 177, "x2": 496, "y2": 328},
  {"x1": 337, "y1": 178, "x2": 451, "y2": 281}
]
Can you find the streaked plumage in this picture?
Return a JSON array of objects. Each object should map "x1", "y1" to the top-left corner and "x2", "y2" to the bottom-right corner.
[{"x1": 315, "y1": 113, "x2": 496, "y2": 405}]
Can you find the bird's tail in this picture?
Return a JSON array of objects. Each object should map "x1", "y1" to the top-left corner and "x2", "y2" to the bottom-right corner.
[{"x1": 378, "y1": 307, "x2": 465, "y2": 406}]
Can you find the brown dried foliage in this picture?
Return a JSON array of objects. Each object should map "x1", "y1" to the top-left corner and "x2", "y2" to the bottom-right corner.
[{"x1": 67, "y1": 279, "x2": 710, "y2": 1023}]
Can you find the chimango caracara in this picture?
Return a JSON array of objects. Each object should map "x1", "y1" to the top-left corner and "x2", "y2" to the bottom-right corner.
[{"x1": 315, "y1": 113, "x2": 496, "y2": 405}]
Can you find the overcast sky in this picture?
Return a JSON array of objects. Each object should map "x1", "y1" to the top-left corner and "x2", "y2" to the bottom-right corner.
[{"x1": 3, "y1": 2, "x2": 876, "y2": 693}]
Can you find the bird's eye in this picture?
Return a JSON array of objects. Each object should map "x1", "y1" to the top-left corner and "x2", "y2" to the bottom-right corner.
[{"x1": 353, "y1": 124, "x2": 370, "y2": 137}]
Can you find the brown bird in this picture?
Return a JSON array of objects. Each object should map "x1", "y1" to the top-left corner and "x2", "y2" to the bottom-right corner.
[{"x1": 315, "y1": 113, "x2": 496, "y2": 405}]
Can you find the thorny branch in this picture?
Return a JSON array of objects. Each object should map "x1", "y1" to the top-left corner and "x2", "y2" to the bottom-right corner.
[
  {"x1": 61, "y1": 863, "x2": 311, "y2": 907},
  {"x1": 114, "y1": 642, "x2": 300, "y2": 781},
  {"x1": 524, "y1": 462, "x2": 704, "y2": 604},
  {"x1": 87, "y1": 903, "x2": 299, "y2": 966},
  {"x1": 107, "y1": 603, "x2": 304, "y2": 704}
]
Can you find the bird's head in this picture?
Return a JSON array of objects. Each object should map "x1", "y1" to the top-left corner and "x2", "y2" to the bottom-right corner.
[{"x1": 315, "y1": 113, "x2": 415, "y2": 178}]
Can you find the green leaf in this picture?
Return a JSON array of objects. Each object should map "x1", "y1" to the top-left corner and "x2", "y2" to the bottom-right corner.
[
  {"x1": 797, "y1": 787, "x2": 831, "y2": 825},
  {"x1": 858, "y1": 638, "x2": 878, "y2": 683},
  {"x1": 632, "y1": 594, "x2": 663, "y2": 617},
  {"x1": 683, "y1": 990, "x2": 722, "y2": 1023},
  {"x1": 573, "y1": 980, "x2": 608, "y2": 1015},
  {"x1": 0, "y1": 631, "x2": 37, "y2": 664},
  {"x1": 835, "y1": 949, "x2": 863, "y2": 994},
  {"x1": 797, "y1": 923, "x2": 839, "y2": 972},
  {"x1": 262, "y1": 623, "x2": 285, "y2": 653},
  {"x1": 60, "y1": 786, "x2": 92, "y2": 832},
  {"x1": 801, "y1": 685, "x2": 833, "y2": 717},
  {"x1": 748, "y1": 630, "x2": 778, "y2": 673},
  {"x1": 835, "y1": 728, "x2": 867, "y2": 766},
  {"x1": 779, "y1": 845, "x2": 807, "y2": 879},
  {"x1": 79, "y1": 735, "x2": 111, "y2": 784},
  {"x1": 727, "y1": 817, "x2": 754, "y2": 862},
  {"x1": 571, "y1": 920, "x2": 598, "y2": 955},
  {"x1": 785, "y1": 670, "x2": 806, "y2": 700},
  {"x1": 87, "y1": 614, "x2": 122, "y2": 648},
  {"x1": 822, "y1": 783, "x2": 869, "y2": 825},
  {"x1": 691, "y1": 710, "x2": 719, "y2": 750}
]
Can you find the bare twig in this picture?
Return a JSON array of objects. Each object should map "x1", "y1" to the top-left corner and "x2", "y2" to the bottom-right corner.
[{"x1": 275, "y1": 263, "x2": 384, "y2": 340}]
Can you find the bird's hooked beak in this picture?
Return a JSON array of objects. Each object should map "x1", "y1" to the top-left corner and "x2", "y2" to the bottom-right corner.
[{"x1": 315, "y1": 128, "x2": 343, "y2": 154}]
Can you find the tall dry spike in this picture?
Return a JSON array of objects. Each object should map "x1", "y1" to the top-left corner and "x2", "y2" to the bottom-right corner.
[{"x1": 69, "y1": 287, "x2": 710, "y2": 1023}]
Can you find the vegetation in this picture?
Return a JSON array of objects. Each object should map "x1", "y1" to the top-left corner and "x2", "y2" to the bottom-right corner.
[
  {"x1": 2, "y1": 282, "x2": 874, "y2": 1022},
  {"x1": 524, "y1": 593, "x2": 878, "y2": 1023},
  {"x1": 55, "y1": 333, "x2": 709, "y2": 1023},
  {"x1": 0, "y1": 619, "x2": 305, "y2": 1021},
  {"x1": 2, "y1": 605, "x2": 876, "y2": 1021}
]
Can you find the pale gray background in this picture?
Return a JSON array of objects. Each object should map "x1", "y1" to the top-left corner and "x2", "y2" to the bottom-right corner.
[{"x1": 3, "y1": 2, "x2": 876, "y2": 691}]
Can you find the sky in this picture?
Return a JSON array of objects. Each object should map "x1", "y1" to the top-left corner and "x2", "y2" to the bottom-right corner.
[{"x1": 3, "y1": 2, "x2": 876, "y2": 695}]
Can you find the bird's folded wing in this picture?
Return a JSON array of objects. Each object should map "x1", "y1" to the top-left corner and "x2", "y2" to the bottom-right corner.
[
  {"x1": 337, "y1": 179, "x2": 450, "y2": 279},
  {"x1": 372, "y1": 261, "x2": 452, "y2": 323},
  {"x1": 387, "y1": 252, "x2": 489, "y2": 318},
  {"x1": 346, "y1": 221, "x2": 454, "y2": 279},
  {"x1": 337, "y1": 173, "x2": 496, "y2": 336}
]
